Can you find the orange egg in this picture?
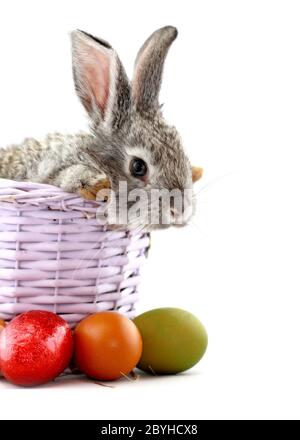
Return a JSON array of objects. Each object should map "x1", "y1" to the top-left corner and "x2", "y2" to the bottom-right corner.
[{"x1": 74, "y1": 312, "x2": 142, "y2": 381}]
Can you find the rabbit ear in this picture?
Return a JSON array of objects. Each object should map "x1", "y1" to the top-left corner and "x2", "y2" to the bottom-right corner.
[
  {"x1": 132, "y1": 26, "x2": 178, "y2": 112},
  {"x1": 71, "y1": 30, "x2": 130, "y2": 129}
]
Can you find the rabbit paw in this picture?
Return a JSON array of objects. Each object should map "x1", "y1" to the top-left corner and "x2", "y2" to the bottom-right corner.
[
  {"x1": 192, "y1": 166, "x2": 203, "y2": 183},
  {"x1": 79, "y1": 178, "x2": 111, "y2": 201}
]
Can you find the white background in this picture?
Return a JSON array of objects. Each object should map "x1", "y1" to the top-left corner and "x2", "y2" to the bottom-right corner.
[{"x1": 0, "y1": 0, "x2": 300, "y2": 420}]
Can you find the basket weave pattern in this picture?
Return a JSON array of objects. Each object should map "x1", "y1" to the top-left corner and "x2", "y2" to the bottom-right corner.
[{"x1": 0, "y1": 179, "x2": 149, "y2": 328}]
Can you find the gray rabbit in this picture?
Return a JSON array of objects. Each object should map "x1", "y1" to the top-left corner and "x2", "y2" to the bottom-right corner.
[{"x1": 0, "y1": 26, "x2": 202, "y2": 227}]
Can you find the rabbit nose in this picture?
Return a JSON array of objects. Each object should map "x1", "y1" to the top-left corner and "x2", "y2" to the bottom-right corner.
[
  {"x1": 170, "y1": 207, "x2": 179, "y2": 219},
  {"x1": 170, "y1": 208, "x2": 186, "y2": 227}
]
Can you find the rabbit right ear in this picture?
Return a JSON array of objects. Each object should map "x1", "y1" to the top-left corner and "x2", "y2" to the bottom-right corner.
[
  {"x1": 71, "y1": 30, "x2": 130, "y2": 130},
  {"x1": 132, "y1": 26, "x2": 178, "y2": 112}
]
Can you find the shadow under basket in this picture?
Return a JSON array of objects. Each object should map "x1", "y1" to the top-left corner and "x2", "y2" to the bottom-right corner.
[{"x1": 0, "y1": 179, "x2": 150, "y2": 328}]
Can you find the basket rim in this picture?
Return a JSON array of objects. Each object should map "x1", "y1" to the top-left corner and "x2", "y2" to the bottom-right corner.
[
  {"x1": 0, "y1": 178, "x2": 101, "y2": 210},
  {"x1": 0, "y1": 178, "x2": 78, "y2": 195}
]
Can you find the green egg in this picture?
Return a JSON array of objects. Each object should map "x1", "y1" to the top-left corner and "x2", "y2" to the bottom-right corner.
[{"x1": 133, "y1": 307, "x2": 208, "y2": 375}]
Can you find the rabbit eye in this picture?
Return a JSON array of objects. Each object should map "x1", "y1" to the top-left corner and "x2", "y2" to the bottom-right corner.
[{"x1": 130, "y1": 158, "x2": 148, "y2": 178}]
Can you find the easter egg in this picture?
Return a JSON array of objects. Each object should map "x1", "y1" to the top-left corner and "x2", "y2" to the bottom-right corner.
[
  {"x1": 0, "y1": 320, "x2": 6, "y2": 376},
  {"x1": 74, "y1": 311, "x2": 143, "y2": 381},
  {"x1": 0, "y1": 311, "x2": 73, "y2": 386},
  {"x1": 133, "y1": 308, "x2": 208, "y2": 374}
]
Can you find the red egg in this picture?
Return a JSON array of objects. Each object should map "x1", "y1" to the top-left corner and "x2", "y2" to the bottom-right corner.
[
  {"x1": 0, "y1": 311, "x2": 73, "y2": 387},
  {"x1": 0, "y1": 320, "x2": 6, "y2": 377}
]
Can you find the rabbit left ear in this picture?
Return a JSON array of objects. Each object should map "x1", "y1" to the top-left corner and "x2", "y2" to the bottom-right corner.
[
  {"x1": 192, "y1": 167, "x2": 203, "y2": 183},
  {"x1": 71, "y1": 30, "x2": 130, "y2": 129},
  {"x1": 132, "y1": 26, "x2": 178, "y2": 112}
]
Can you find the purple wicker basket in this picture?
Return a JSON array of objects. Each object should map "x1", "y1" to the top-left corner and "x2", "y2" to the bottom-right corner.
[{"x1": 0, "y1": 179, "x2": 149, "y2": 328}]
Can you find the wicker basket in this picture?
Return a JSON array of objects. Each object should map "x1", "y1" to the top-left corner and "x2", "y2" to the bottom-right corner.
[{"x1": 0, "y1": 179, "x2": 149, "y2": 328}]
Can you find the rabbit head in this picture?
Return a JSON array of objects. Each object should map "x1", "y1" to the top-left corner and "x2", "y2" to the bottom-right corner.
[{"x1": 71, "y1": 26, "x2": 202, "y2": 229}]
